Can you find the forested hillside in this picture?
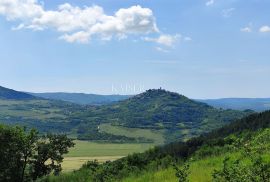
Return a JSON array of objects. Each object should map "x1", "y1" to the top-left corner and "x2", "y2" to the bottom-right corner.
[
  {"x1": 46, "y1": 110, "x2": 270, "y2": 182},
  {"x1": 77, "y1": 89, "x2": 252, "y2": 142},
  {"x1": 0, "y1": 86, "x2": 252, "y2": 143}
]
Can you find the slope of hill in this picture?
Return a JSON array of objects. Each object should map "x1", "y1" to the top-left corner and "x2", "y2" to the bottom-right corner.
[
  {"x1": 0, "y1": 86, "x2": 252, "y2": 144},
  {"x1": 198, "y1": 98, "x2": 270, "y2": 111},
  {"x1": 78, "y1": 89, "x2": 252, "y2": 142},
  {"x1": 30, "y1": 92, "x2": 131, "y2": 105},
  {"x1": 46, "y1": 110, "x2": 270, "y2": 182},
  {"x1": 0, "y1": 86, "x2": 35, "y2": 100}
]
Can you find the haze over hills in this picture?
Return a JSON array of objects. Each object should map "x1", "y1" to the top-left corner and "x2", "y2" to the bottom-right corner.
[
  {"x1": 0, "y1": 86, "x2": 252, "y2": 143},
  {"x1": 30, "y1": 92, "x2": 131, "y2": 105},
  {"x1": 0, "y1": 86, "x2": 36, "y2": 100},
  {"x1": 28, "y1": 90, "x2": 270, "y2": 111},
  {"x1": 198, "y1": 98, "x2": 270, "y2": 112}
]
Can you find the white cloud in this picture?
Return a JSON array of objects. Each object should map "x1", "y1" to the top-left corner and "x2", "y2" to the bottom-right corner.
[
  {"x1": 0, "y1": 1, "x2": 165, "y2": 43},
  {"x1": 0, "y1": 0, "x2": 43, "y2": 20},
  {"x1": 206, "y1": 0, "x2": 215, "y2": 6},
  {"x1": 259, "y1": 25, "x2": 270, "y2": 33},
  {"x1": 60, "y1": 31, "x2": 91, "y2": 44},
  {"x1": 221, "y1": 8, "x2": 235, "y2": 18},
  {"x1": 144, "y1": 34, "x2": 181, "y2": 47},
  {"x1": 240, "y1": 27, "x2": 252, "y2": 33}
]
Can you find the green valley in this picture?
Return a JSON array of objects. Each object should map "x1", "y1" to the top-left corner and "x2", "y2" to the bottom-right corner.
[
  {"x1": 0, "y1": 85, "x2": 268, "y2": 182},
  {"x1": 0, "y1": 86, "x2": 252, "y2": 144},
  {"x1": 46, "y1": 110, "x2": 270, "y2": 182}
]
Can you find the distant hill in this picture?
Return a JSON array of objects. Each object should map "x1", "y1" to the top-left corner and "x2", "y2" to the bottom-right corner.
[
  {"x1": 0, "y1": 86, "x2": 35, "y2": 100},
  {"x1": 30, "y1": 92, "x2": 131, "y2": 105},
  {"x1": 198, "y1": 98, "x2": 270, "y2": 111},
  {"x1": 0, "y1": 86, "x2": 252, "y2": 143},
  {"x1": 78, "y1": 89, "x2": 252, "y2": 142}
]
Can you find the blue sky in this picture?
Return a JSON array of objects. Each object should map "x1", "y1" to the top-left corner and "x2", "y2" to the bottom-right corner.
[{"x1": 0, "y1": 0, "x2": 270, "y2": 98}]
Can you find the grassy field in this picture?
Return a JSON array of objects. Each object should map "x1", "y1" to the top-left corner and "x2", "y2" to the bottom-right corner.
[
  {"x1": 99, "y1": 123, "x2": 165, "y2": 145},
  {"x1": 0, "y1": 99, "x2": 67, "y2": 120},
  {"x1": 62, "y1": 140, "x2": 154, "y2": 171},
  {"x1": 122, "y1": 154, "x2": 226, "y2": 182},
  {"x1": 62, "y1": 156, "x2": 123, "y2": 172}
]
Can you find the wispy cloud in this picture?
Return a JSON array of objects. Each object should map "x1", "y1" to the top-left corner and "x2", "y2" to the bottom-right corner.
[
  {"x1": 144, "y1": 34, "x2": 181, "y2": 47},
  {"x1": 206, "y1": 0, "x2": 215, "y2": 6},
  {"x1": 155, "y1": 47, "x2": 170, "y2": 53},
  {"x1": 240, "y1": 27, "x2": 252, "y2": 33},
  {"x1": 240, "y1": 22, "x2": 253, "y2": 33},
  {"x1": 221, "y1": 8, "x2": 235, "y2": 18},
  {"x1": 184, "y1": 37, "x2": 192, "y2": 41},
  {"x1": 0, "y1": 0, "x2": 181, "y2": 44}
]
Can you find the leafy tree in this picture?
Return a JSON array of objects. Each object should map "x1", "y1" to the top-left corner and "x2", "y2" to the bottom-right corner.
[
  {"x1": 30, "y1": 134, "x2": 75, "y2": 180},
  {"x1": 0, "y1": 124, "x2": 74, "y2": 181}
]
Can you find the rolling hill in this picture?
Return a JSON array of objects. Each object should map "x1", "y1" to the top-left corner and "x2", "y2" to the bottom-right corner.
[
  {"x1": 0, "y1": 86, "x2": 35, "y2": 100},
  {"x1": 76, "y1": 89, "x2": 253, "y2": 142},
  {"x1": 0, "y1": 86, "x2": 252, "y2": 143},
  {"x1": 29, "y1": 91, "x2": 270, "y2": 111},
  {"x1": 198, "y1": 98, "x2": 270, "y2": 111},
  {"x1": 30, "y1": 92, "x2": 131, "y2": 105}
]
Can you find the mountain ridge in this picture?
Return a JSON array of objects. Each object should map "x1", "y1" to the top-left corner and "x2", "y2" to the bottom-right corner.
[
  {"x1": 29, "y1": 89, "x2": 270, "y2": 111},
  {"x1": 198, "y1": 98, "x2": 270, "y2": 111},
  {"x1": 0, "y1": 86, "x2": 36, "y2": 100},
  {"x1": 30, "y1": 92, "x2": 131, "y2": 105}
]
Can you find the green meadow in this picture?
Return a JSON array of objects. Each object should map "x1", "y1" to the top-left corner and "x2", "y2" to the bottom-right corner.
[
  {"x1": 99, "y1": 123, "x2": 165, "y2": 145},
  {"x1": 62, "y1": 140, "x2": 154, "y2": 171}
]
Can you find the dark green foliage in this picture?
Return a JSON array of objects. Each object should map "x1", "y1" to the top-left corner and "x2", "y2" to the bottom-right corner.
[
  {"x1": 0, "y1": 87, "x2": 251, "y2": 143},
  {"x1": 0, "y1": 124, "x2": 74, "y2": 181},
  {"x1": 31, "y1": 134, "x2": 75, "y2": 180},
  {"x1": 206, "y1": 111, "x2": 270, "y2": 139},
  {"x1": 48, "y1": 110, "x2": 270, "y2": 182},
  {"x1": 212, "y1": 127, "x2": 270, "y2": 182},
  {"x1": 212, "y1": 156, "x2": 270, "y2": 182},
  {"x1": 77, "y1": 127, "x2": 153, "y2": 143},
  {"x1": 75, "y1": 89, "x2": 251, "y2": 142},
  {"x1": 173, "y1": 163, "x2": 190, "y2": 182},
  {"x1": 0, "y1": 125, "x2": 38, "y2": 181},
  {"x1": 82, "y1": 154, "x2": 174, "y2": 181}
]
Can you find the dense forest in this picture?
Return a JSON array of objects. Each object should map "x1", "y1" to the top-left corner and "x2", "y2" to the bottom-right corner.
[{"x1": 71, "y1": 89, "x2": 253, "y2": 142}]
